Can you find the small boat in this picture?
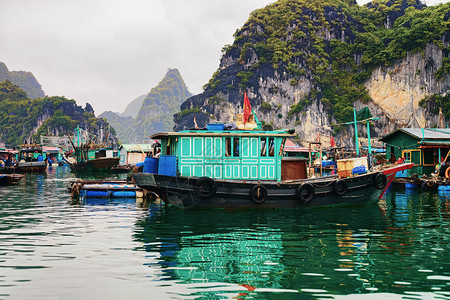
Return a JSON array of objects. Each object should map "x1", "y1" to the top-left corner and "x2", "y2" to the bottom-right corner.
[
  {"x1": 15, "y1": 145, "x2": 47, "y2": 174},
  {"x1": 65, "y1": 126, "x2": 120, "y2": 172},
  {"x1": 0, "y1": 174, "x2": 25, "y2": 186},
  {"x1": 65, "y1": 146, "x2": 120, "y2": 172},
  {"x1": 132, "y1": 127, "x2": 413, "y2": 208}
]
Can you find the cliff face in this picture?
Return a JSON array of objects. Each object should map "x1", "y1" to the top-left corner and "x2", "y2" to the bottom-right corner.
[
  {"x1": 100, "y1": 68, "x2": 191, "y2": 143},
  {"x1": 174, "y1": 0, "x2": 450, "y2": 148},
  {"x1": 365, "y1": 43, "x2": 449, "y2": 129},
  {"x1": 0, "y1": 62, "x2": 45, "y2": 99}
]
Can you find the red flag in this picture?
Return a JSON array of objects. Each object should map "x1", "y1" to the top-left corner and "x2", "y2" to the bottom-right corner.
[
  {"x1": 243, "y1": 91, "x2": 252, "y2": 124},
  {"x1": 330, "y1": 135, "x2": 336, "y2": 147}
]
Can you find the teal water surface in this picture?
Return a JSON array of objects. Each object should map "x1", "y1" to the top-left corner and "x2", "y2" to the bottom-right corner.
[{"x1": 0, "y1": 167, "x2": 449, "y2": 299}]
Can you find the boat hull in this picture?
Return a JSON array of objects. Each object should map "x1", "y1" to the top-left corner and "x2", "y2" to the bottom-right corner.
[
  {"x1": 15, "y1": 161, "x2": 47, "y2": 173},
  {"x1": 132, "y1": 163, "x2": 413, "y2": 208},
  {"x1": 68, "y1": 157, "x2": 120, "y2": 172},
  {"x1": 0, "y1": 174, "x2": 25, "y2": 185}
]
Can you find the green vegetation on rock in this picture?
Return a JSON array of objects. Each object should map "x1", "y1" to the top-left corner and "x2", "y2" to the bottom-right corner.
[
  {"x1": 0, "y1": 80, "x2": 115, "y2": 147},
  {"x1": 100, "y1": 68, "x2": 191, "y2": 143},
  {"x1": 179, "y1": 0, "x2": 449, "y2": 129}
]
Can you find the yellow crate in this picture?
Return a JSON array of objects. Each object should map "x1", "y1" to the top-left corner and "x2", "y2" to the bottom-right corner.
[{"x1": 336, "y1": 157, "x2": 368, "y2": 178}]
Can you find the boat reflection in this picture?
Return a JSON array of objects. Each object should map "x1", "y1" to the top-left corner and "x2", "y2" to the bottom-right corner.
[{"x1": 133, "y1": 192, "x2": 449, "y2": 297}]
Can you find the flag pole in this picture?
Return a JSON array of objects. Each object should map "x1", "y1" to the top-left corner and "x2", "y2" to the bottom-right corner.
[{"x1": 353, "y1": 109, "x2": 359, "y2": 156}]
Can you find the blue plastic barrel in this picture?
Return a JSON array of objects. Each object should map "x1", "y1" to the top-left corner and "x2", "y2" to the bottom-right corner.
[
  {"x1": 158, "y1": 155, "x2": 177, "y2": 176},
  {"x1": 396, "y1": 170, "x2": 407, "y2": 178},
  {"x1": 143, "y1": 157, "x2": 159, "y2": 173},
  {"x1": 111, "y1": 191, "x2": 136, "y2": 198},
  {"x1": 85, "y1": 190, "x2": 109, "y2": 198},
  {"x1": 405, "y1": 183, "x2": 419, "y2": 189}
]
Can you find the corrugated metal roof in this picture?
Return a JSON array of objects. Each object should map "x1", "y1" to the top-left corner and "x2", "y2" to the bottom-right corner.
[
  {"x1": 119, "y1": 144, "x2": 154, "y2": 152},
  {"x1": 382, "y1": 128, "x2": 450, "y2": 142},
  {"x1": 401, "y1": 128, "x2": 450, "y2": 140}
]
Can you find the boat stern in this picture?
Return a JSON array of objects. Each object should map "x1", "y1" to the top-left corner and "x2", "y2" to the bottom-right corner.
[{"x1": 132, "y1": 172, "x2": 157, "y2": 188}]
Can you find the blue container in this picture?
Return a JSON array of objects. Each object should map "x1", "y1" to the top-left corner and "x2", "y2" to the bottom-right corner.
[
  {"x1": 444, "y1": 185, "x2": 450, "y2": 192},
  {"x1": 352, "y1": 165, "x2": 367, "y2": 175},
  {"x1": 85, "y1": 190, "x2": 109, "y2": 198},
  {"x1": 438, "y1": 185, "x2": 445, "y2": 192},
  {"x1": 207, "y1": 123, "x2": 224, "y2": 131},
  {"x1": 405, "y1": 183, "x2": 419, "y2": 189},
  {"x1": 111, "y1": 191, "x2": 136, "y2": 198},
  {"x1": 396, "y1": 170, "x2": 407, "y2": 178},
  {"x1": 143, "y1": 157, "x2": 159, "y2": 174},
  {"x1": 158, "y1": 155, "x2": 177, "y2": 176}
]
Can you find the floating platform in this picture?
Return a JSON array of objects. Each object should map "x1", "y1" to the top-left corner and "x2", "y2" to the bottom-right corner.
[
  {"x1": 392, "y1": 176, "x2": 450, "y2": 190},
  {"x1": 69, "y1": 179, "x2": 154, "y2": 201}
]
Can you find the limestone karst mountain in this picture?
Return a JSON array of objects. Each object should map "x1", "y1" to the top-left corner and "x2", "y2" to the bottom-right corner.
[
  {"x1": 174, "y1": 0, "x2": 450, "y2": 148},
  {"x1": 100, "y1": 68, "x2": 192, "y2": 143}
]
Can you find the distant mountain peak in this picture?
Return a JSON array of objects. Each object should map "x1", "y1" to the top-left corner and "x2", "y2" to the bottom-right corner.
[
  {"x1": 0, "y1": 61, "x2": 45, "y2": 99},
  {"x1": 100, "y1": 68, "x2": 192, "y2": 143}
]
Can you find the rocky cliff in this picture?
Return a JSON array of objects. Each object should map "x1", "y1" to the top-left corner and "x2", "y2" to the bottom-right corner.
[
  {"x1": 174, "y1": 0, "x2": 450, "y2": 148},
  {"x1": 0, "y1": 62, "x2": 45, "y2": 99}
]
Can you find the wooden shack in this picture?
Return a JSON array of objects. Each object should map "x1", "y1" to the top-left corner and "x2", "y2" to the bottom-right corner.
[{"x1": 380, "y1": 128, "x2": 450, "y2": 176}]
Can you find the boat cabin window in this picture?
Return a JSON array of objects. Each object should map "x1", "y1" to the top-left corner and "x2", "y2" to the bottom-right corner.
[
  {"x1": 233, "y1": 137, "x2": 240, "y2": 157},
  {"x1": 268, "y1": 138, "x2": 274, "y2": 157},
  {"x1": 166, "y1": 137, "x2": 176, "y2": 156},
  {"x1": 225, "y1": 137, "x2": 240, "y2": 157},
  {"x1": 225, "y1": 137, "x2": 231, "y2": 157},
  {"x1": 261, "y1": 138, "x2": 266, "y2": 156}
]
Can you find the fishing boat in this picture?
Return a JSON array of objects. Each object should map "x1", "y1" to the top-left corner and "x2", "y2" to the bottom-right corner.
[
  {"x1": 15, "y1": 144, "x2": 47, "y2": 173},
  {"x1": 64, "y1": 125, "x2": 120, "y2": 172},
  {"x1": 132, "y1": 127, "x2": 413, "y2": 208},
  {"x1": 0, "y1": 174, "x2": 25, "y2": 186},
  {"x1": 65, "y1": 145, "x2": 120, "y2": 172}
]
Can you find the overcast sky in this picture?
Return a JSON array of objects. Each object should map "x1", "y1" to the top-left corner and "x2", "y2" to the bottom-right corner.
[{"x1": 0, "y1": 0, "x2": 446, "y2": 115}]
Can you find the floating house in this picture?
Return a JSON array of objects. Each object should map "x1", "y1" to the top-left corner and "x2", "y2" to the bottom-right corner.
[
  {"x1": 381, "y1": 128, "x2": 450, "y2": 176},
  {"x1": 118, "y1": 144, "x2": 154, "y2": 166}
]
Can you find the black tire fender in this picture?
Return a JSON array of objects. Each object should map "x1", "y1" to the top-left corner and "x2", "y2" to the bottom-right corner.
[
  {"x1": 195, "y1": 177, "x2": 217, "y2": 199},
  {"x1": 296, "y1": 183, "x2": 315, "y2": 204},
  {"x1": 334, "y1": 180, "x2": 348, "y2": 196},
  {"x1": 250, "y1": 184, "x2": 267, "y2": 204},
  {"x1": 373, "y1": 172, "x2": 387, "y2": 190}
]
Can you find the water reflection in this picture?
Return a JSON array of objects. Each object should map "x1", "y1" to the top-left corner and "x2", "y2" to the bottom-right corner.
[
  {"x1": 1, "y1": 168, "x2": 449, "y2": 299},
  {"x1": 133, "y1": 192, "x2": 450, "y2": 298}
]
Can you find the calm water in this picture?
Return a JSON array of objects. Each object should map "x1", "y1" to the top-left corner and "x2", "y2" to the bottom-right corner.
[{"x1": 0, "y1": 167, "x2": 449, "y2": 299}]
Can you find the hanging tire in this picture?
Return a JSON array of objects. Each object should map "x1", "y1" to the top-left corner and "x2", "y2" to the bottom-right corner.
[
  {"x1": 373, "y1": 172, "x2": 387, "y2": 190},
  {"x1": 250, "y1": 184, "x2": 267, "y2": 204},
  {"x1": 296, "y1": 183, "x2": 315, "y2": 204},
  {"x1": 195, "y1": 177, "x2": 217, "y2": 199},
  {"x1": 334, "y1": 180, "x2": 348, "y2": 196}
]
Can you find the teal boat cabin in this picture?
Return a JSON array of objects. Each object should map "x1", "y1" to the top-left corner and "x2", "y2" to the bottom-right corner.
[{"x1": 151, "y1": 128, "x2": 307, "y2": 182}]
